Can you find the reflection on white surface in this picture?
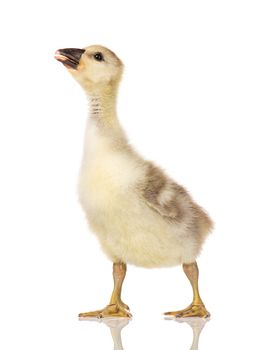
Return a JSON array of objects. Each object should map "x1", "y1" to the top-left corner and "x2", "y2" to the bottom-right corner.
[
  {"x1": 169, "y1": 317, "x2": 209, "y2": 350},
  {"x1": 79, "y1": 317, "x2": 130, "y2": 350},
  {"x1": 105, "y1": 318, "x2": 130, "y2": 350},
  {"x1": 79, "y1": 316, "x2": 208, "y2": 350}
]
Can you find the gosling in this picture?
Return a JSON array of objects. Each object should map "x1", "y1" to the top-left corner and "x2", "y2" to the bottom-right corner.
[{"x1": 55, "y1": 45, "x2": 213, "y2": 319}]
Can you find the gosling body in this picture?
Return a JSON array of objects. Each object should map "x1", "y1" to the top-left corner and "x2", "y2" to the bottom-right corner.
[{"x1": 78, "y1": 117, "x2": 211, "y2": 268}]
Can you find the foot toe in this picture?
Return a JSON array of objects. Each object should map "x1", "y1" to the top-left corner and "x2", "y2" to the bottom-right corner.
[{"x1": 79, "y1": 310, "x2": 103, "y2": 318}]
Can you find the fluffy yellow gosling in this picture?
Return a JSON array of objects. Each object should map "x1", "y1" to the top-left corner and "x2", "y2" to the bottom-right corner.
[{"x1": 55, "y1": 45, "x2": 213, "y2": 319}]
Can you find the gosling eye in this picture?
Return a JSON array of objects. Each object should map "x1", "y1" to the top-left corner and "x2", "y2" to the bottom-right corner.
[{"x1": 93, "y1": 52, "x2": 104, "y2": 61}]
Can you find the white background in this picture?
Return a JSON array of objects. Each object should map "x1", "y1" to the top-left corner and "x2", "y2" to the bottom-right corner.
[{"x1": 1, "y1": 1, "x2": 259, "y2": 349}]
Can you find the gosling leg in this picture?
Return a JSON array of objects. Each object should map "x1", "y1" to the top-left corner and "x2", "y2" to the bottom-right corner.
[
  {"x1": 79, "y1": 262, "x2": 131, "y2": 318},
  {"x1": 164, "y1": 261, "x2": 210, "y2": 318}
]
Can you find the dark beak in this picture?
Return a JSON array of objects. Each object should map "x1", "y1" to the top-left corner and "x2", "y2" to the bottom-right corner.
[{"x1": 54, "y1": 48, "x2": 85, "y2": 69}]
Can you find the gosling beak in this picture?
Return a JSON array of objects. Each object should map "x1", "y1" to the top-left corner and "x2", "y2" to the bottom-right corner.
[{"x1": 54, "y1": 48, "x2": 85, "y2": 69}]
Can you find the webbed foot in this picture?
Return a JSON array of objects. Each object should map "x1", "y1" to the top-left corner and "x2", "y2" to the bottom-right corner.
[
  {"x1": 79, "y1": 303, "x2": 132, "y2": 319},
  {"x1": 164, "y1": 304, "x2": 210, "y2": 318}
]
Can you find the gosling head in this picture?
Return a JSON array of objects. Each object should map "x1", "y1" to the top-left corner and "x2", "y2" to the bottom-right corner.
[{"x1": 55, "y1": 45, "x2": 123, "y2": 94}]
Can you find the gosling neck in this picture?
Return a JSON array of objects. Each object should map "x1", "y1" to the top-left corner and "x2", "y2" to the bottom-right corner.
[{"x1": 87, "y1": 83, "x2": 119, "y2": 128}]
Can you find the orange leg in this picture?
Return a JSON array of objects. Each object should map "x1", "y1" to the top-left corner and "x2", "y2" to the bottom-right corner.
[
  {"x1": 79, "y1": 262, "x2": 131, "y2": 319},
  {"x1": 165, "y1": 261, "x2": 210, "y2": 318}
]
